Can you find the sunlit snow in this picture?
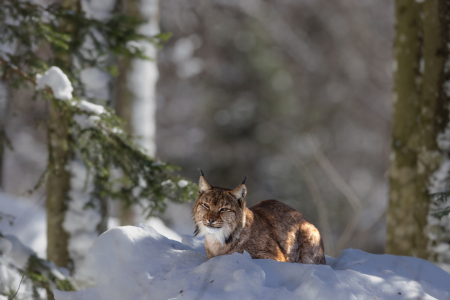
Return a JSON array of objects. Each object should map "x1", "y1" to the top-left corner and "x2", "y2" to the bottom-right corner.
[
  {"x1": 35, "y1": 66, "x2": 73, "y2": 100},
  {"x1": 55, "y1": 225, "x2": 450, "y2": 300}
]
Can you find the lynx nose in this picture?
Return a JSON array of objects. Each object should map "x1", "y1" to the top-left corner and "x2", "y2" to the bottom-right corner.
[{"x1": 207, "y1": 218, "x2": 216, "y2": 225}]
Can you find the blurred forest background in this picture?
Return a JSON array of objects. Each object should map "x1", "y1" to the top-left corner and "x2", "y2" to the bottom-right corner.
[
  {"x1": 1, "y1": 0, "x2": 394, "y2": 261},
  {"x1": 156, "y1": 0, "x2": 394, "y2": 257}
]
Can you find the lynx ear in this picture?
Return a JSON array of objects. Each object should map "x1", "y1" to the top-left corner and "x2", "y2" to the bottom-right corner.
[
  {"x1": 231, "y1": 184, "x2": 247, "y2": 202},
  {"x1": 199, "y1": 170, "x2": 212, "y2": 193}
]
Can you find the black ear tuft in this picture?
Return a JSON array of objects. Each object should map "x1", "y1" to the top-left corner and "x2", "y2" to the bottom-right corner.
[
  {"x1": 194, "y1": 225, "x2": 199, "y2": 237},
  {"x1": 199, "y1": 169, "x2": 205, "y2": 177},
  {"x1": 242, "y1": 176, "x2": 247, "y2": 185}
]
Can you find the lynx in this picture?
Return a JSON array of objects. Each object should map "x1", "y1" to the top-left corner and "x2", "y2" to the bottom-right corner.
[{"x1": 192, "y1": 172, "x2": 326, "y2": 264}]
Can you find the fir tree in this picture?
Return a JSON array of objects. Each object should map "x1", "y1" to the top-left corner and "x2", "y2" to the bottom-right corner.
[{"x1": 0, "y1": 0, "x2": 195, "y2": 297}]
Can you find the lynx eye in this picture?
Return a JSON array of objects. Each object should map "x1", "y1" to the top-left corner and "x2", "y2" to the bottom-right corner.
[
  {"x1": 219, "y1": 208, "x2": 230, "y2": 212},
  {"x1": 202, "y1": 203, "x2": 210, "y2": 209}
]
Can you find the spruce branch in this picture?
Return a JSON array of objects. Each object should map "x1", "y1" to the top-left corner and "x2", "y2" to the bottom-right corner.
[
  {"x1": 429, "y1": 192, "x2": 450, "y2": 203},
  {"x1": 432, "y1": 206, "x2": 450, "y2": 219},
  {"x1": 429, "y1": 192, "x2": 450, "y2": 219}
]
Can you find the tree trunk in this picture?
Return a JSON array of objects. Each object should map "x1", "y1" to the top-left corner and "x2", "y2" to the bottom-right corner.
[
  {"x1": 0, "y1": 79, "x2": 9, "y2": 189},
  {"x1": 46, "y1": 0, "x2": 78, "y2": 270},
  {"x1": 115, "y1": 0, "x2": 160, "y2": 226},
  {"x1": 46, "y1": 99, "x2": 72, "y2": 268},
  {"x1": 387, "y1": 0, "x2": 450, "y2": 263},
  {"x1": 422, "y1": 0, "x2": 450, "y2": 271}
]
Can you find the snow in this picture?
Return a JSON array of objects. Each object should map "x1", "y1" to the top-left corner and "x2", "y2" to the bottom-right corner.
[
  {"x1": 0, "y1": 254, "x2": 37, "y2": 299},
  {"x1": 429, "y1": 159, "x2": 450, "y2": 194},
  {"x1": 177, "y1": 179, "x2": 189, "y2": 188},
  {"x1": 64, "y1": 160, "x2": 103, "y2": 282},
  {"x1": 77, "y1": 100, "x2": 106, "y2": 115},
  {"x1": 0, "y1": 234, "x2": 34, "y2": 268},
  {"x1": 72, "y1": 99, "x2": 106, "y2": 130},
  {"x1": 54, "y1": 225, "x2": 450, "y2": 300},
  {"x1": 35, "y1": 66, "x2": 73, "y2": 100},
  {"x1": 81, "y1": 0, "x2": 115, "y2": 21},
  {"x1": 0, "y1": 217, "x2": 62, "y2": 299},
  {"x1": 0, "y1": 236, "x2": 67, "y2": 299},
  {"x1": 126, "y1": 40, "x2": 145, "y2": 53},
  {"x1": 0, "y1": 192, "x2": 46, "y2": 259},
  {"x1": 108, "y1": 217, "x2": 182, "y2": 242},
  {"x1": 0, "y1": 192, "x2": 181, "y2": 275}
]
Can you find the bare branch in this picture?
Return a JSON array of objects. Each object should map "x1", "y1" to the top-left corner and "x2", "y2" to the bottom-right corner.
[
  {"x1": 301, "y1": 166, "x2": 335, "y2": 255},
  {"x1": 10, "y1": 274, "x2": 26, "y2": 300},
  {"x1": 0, "y1": 56, "x2": 37, "y2": 85},
  {"x1": 307, "y1": 134, "x2": 363, "y2": 212},
  {"x1": 285, "y1": 147, "x2": 335, "y2": 255}
]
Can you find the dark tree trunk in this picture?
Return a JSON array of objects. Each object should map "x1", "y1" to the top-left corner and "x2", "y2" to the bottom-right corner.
[{"x1": 387, "y1": 0, "x2": 450, "y2": 262}]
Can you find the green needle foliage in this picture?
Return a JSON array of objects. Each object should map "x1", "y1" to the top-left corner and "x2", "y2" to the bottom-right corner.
[
  {"x1": 0, "y1": 0, "x2": 194, "y2": 298},
  {"x1": 0, "y1": 0, "x2": 170, "y2": 92},
  {"x1": 0, "y1": 251, "x2": 73, "y2": 300},
  {"x1": 430, "y1": 192, "x2": 450, "y2": 219},
  {"x1": 42, "y1": 93, "x2": 197, "y2": 217},
  {"x1": 0, "y1": 0, "x2": 195, "y2": 215},
  {"x1": 25, "y1": 255, "x2": 74, "y2": 300}
]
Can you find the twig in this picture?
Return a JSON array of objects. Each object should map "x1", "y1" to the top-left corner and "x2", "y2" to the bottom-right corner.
[
  {"x1": 286, "y1": 148, "x2": 335, "y2": 255},
  {"x1": 0, "y1": 56, "x2": 36, "y2": 85},
  {"x1": 335, "y1": 211, "x2": 363, "y2": 251},
  {"x1": 0, "y1": 211, "x2": 16, "y2": 224},
  {"x1": 0, "y1": 56, "x2": 56, "y2": 99},
  {"x1": 234, "y1": 0, "x2": 318, "y2": 73},
  {"x1": 301, "y1": 165, "x2": 335, "y2": 255},
  {"x1": 307, "y1": 134, "x2": 363, "y2": 211},
  {"x1": 9, "y1": 274, "x2": 26, "y2": 300},
  {"x1": 355, "y1": 210, "x2": 387, "y2": 248},
  {"x1": 306, "y1": 134, "x2": 368, "y2": 252}
]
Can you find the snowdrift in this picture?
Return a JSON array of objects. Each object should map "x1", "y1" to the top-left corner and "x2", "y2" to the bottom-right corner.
[{"x1": 55, "y1": 225, "x2": 450, "y2": 300}]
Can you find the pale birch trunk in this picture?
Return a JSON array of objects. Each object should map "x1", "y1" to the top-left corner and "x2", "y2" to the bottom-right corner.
[{"x1": 115, "y1": 0, "x2": 159, "y2": 226}]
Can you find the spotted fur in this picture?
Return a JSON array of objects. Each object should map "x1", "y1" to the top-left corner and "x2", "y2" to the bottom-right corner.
[{"x1": 192, "y1": 175, "x2": 326, "y2": 264}]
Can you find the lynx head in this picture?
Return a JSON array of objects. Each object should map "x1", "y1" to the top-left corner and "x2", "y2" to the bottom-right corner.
[{"x1": 192, "y1": 171, "x2": 247, "y2": 245}]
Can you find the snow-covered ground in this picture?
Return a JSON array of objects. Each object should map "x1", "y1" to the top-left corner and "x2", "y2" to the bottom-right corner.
[
  {"x1": 0, "y1": 192, "x2": 182, "y2": 298},
  {"x1": 0, "y1": 192, "x2": 181, "y2": 259},
  {"x1": 0, "y1": 192, "x2": 47, "y2": 258},
  {"x1": 2, "y1": 192, "x2": 450, "y2": 300},
  {"x1": 55, "y1": 225, "x2": 450, "y2": 300}
]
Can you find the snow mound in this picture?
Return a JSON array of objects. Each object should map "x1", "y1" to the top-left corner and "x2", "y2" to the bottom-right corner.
[
  {"x1": 54, "y1": 225, "x2": 450, "y2": 300},
  {"x1": 36, "y1": 66, "x2": 73, "y2": 100}
]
